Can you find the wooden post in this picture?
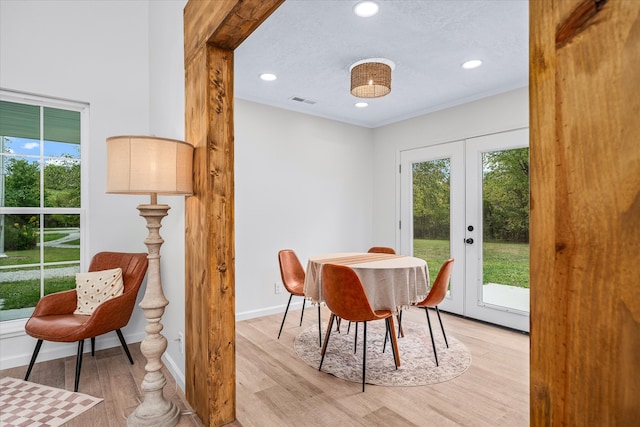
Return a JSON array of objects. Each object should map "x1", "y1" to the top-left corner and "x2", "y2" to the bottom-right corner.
[
  {"x1": 183, "y1": 1, "x2": 284, "y2": 426},
  {"x1": 530, "y1": 0, "x2": 640, "y2": 425}
]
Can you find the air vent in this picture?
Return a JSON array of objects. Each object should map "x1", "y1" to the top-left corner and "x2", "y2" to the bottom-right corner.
[{"x1": 289, "y1": 96, "x2": 316, "y2": 105}]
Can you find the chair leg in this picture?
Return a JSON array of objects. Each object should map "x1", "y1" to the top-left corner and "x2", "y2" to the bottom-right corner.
[
  {"x1": 435, "y1": 306, "x2": 449, "y2": 348},
  {"x1": 74, "y1": 340, "x2": 84, "y2": 392},
  {"x1": 386, "y1": 317, "x2": 399, "y2": 369},
  {"x1": 354, "y1": 322, "x2": 358, "y2": 353},
  {"x1": 397, "y1": 310, "x2": 404, "y2": 338},
  {"x1": 24, "y1": 339, "x2": 43, "y2": 381},
  {"x1": 362, "y1": 321, "x2": 367, "y2": 392},
  {"x1": 299, "y1": 298, "x2": 306, "y2": 326},
  {"x1": 317, "y1": 305, "x2": 322, "y2": 347},
  {"x1": 91, "y1": 337, "x2": 95, "y2": 356},
  {"x1": 425, "y1": 308, "x2": 439, "y2": 366},
  {"x1": 277, "y1": 294, "x2": 294, "y2": 339},
  {"x1": 116, "y1": 329, "x2": 134, "y2": 364},
  {"x1": 319, "y1": 314, "x2": 336, "y2": 370}
]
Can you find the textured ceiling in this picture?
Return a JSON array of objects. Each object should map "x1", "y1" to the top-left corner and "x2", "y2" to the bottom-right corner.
[{"x1": 234, "y1": 0, "x2": 529, "y2": 128}]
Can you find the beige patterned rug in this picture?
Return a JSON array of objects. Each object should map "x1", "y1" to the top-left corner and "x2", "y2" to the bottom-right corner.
[
  {"x1": 0, "y1": 377, "x2": 103, "y2": 426},
  {"x1": 294, "y1": 319, "x2": 471, "y2": 386}
]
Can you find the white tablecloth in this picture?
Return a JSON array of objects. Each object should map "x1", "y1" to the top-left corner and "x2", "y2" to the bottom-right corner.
[{"x1": 304, "y1": 252, "x2": 430, "y2": 313}]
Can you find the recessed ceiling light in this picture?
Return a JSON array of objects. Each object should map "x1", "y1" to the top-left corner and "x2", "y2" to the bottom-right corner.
[
  {"x1": 461, "y1": 60, "x2": 483, "y2": 70},
  {"x1": 259, "y1": 73, "x2": 277, "y2": 81},
  {"x1": 355, "y1": 102, "x2": 369, "y2": 108},
  {"x1": 353, "y1": 1, "x2": 379, "y2": 18}
]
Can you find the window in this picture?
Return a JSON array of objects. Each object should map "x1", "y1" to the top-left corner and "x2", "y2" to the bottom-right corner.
[{"x1": 0, "y1": 91, "x2": 87, "y2": 322}]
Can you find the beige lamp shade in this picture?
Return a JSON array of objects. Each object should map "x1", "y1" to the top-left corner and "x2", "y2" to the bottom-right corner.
[
  {"x1": 106, "y1": 135, "x2": 193, "y2": 195},
  {"x1": 350, "y1": 59, "x2": 394, "y2": 98}
]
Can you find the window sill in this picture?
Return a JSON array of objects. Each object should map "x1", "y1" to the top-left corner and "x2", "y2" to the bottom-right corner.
[{"x1": 0, "y1": 318, "x2": 28, "y2": 339}]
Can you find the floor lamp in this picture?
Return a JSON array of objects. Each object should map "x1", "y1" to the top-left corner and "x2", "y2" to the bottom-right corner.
[{"x1": 106, "y1": 135, "x2": 193, "y2": 427}]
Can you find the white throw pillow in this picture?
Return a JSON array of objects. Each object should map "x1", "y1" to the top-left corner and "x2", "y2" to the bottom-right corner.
[{"x1": 73, "y1": 267, "x2": 124, "y2": 315}]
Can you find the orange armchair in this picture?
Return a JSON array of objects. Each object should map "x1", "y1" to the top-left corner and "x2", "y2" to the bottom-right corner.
[{"x1": 24, "y1": 252, "x2": 148, "y2": 391}]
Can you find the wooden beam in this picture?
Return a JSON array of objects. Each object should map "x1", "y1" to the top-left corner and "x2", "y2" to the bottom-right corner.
[
  {"x1": 184, "y1": 1, "x2": 284, "y2": 426},
  {"x1": 530, "y1": 0, "x2": 640, "y2": 425},
  {"x1": 184, "y1": 0, "x2": 283, "y2": 62}
]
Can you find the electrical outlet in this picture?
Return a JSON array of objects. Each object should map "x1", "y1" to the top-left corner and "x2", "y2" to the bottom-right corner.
[
  {"x1": 178, "y1": 332, "x2": 184, "y2": 355},
  {"x1": 275, "y1": 282, "x2": 283, "y2": 294}
]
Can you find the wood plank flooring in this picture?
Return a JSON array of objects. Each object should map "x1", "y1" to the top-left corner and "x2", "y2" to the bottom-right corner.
[{"x1": 1, "y1": 307, "x2": 529, "y2": 426}]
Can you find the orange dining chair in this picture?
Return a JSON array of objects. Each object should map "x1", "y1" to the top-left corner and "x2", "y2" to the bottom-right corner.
[
  {"x1": 399, "y1": 258, "x2": 454, "y2": 366},
  {"x1": 344, "y1": 246, "x2": 397, "y2": 339},
  {"x1": 367, "y1": 246, "x2": 396, "y2": 254},
  {"x1": 24, "y1": 252, "x2": 149, "y2": 392},
  {"x1": 277, "y1": 249, "x2": 322, "y2": 346},
  {"x1": 319, "y1": 263, "x2": 398, "y2": 392}
]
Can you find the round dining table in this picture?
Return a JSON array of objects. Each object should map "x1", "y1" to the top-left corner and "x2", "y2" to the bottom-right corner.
[{"x1": 303, "y1": 252, "x2": 430, "y2": 314}]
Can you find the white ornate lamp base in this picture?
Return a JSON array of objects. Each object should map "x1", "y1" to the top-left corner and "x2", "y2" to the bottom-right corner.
[{"x1": 127, "y1": 203, "x2": 180, "y2": 427}]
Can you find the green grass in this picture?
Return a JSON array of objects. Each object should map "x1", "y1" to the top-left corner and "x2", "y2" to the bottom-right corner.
[
  {"x1": 0, "y1": 247, "x2": 80, "y2": 310},
  {"x1": 42, "y1": 233, "x2": 67, "y2": 242},
  {"x1": 0, "y1": 247, "x2": 79, "y2": 267},
  {"x1": 0, "y1": 277, "x2": 76, "y2": 310},
  {"x1": 413, "y1": 239, "x2": 529, "y2": 288}
]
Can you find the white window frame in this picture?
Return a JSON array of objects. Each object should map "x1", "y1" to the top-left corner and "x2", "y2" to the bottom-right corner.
[{"x1": 0, "y1": 89, "x2": 89, "y2": 336}]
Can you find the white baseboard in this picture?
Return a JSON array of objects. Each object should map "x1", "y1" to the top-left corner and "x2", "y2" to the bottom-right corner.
[
  {"x1": 235, "y1": 300, "x2": 303, "y2": 322},
  {"x1": 162, "y1": 352, "x2": 185, "y2": 392},
  {"x1": 0, "y1": 330, "x2": 146, "y2": 371}
]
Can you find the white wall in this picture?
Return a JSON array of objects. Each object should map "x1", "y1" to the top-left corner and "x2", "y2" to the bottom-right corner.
[
  {"x1": 0, "y1": 0, "x2": 163, "y2": 373},
  {"x1": 235, "y1": 99, "x2": 374, "y2": 319},
  {"x1": 371, "y1": 87, "x2": 530, "y2": 247},
  {"x1": 148, "y1": 0, "x2": 189, "y2": 391}
]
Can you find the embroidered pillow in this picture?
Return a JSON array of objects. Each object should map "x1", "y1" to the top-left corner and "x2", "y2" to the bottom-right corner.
[{"x1": 73, "y1": 267, "x2": 124, "y2": 315}]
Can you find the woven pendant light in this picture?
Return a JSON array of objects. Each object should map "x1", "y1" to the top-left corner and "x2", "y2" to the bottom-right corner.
[{"x1": 350, "y1": 58, "x2": 395, "y2": 98}]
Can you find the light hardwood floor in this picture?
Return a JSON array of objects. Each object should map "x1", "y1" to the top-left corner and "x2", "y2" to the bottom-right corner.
[{"x1": 1, "y1": 307, "x2": 529, "y2": 426}]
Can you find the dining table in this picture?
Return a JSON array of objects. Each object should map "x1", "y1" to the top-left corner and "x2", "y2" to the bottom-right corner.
[
  {"x1": 303, "y1": 252, "x2": 430, "y2": 366},
  {"x1": 304, "y1": 252, "x2": 430, "y2": 312}
]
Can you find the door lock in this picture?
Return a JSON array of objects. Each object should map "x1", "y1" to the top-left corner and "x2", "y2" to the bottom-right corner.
[{"x1": 465, "y1": 238, "x2": 474, "y2": 244}]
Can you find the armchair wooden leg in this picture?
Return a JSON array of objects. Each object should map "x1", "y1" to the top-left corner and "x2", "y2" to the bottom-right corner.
[
  {"x1": 74, "y1": 340, "x2": 84, "y2": 392},
  {"x1": 91, "y1": 337, "x2": 95, "y2": 356},
  {"x1": 116, "y1": 329, "x2": 134, "y2": 364},
  {"x1": 24, "y1": 339, "x2": 43, "y2": 381}
]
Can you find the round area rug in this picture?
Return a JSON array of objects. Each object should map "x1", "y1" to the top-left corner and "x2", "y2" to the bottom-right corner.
[{"x1": 294, "y1": 319, "x2": 471, "y2": 386}]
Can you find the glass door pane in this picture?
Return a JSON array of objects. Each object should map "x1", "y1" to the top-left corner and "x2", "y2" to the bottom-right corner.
[
  {"x1": 481, "y1": 147, "x2": 530, "y2": 313},
  {"x1": 412, "y1": 158, "x2": 451, "y2": 283},
  {"x1": 400, "y1": 141, "x2": 465, "y2": 315}
]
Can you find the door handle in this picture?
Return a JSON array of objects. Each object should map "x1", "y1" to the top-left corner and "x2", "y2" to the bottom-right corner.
[{"x1": 465, "y1": 238, "x2": 474, "y2": 244}]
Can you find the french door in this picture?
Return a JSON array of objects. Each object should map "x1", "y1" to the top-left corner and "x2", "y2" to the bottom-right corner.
[{"x1": 400, "y1": 128, "x2": 529, "y2": 331}]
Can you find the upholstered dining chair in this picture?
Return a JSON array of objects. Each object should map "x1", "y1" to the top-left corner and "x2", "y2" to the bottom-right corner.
[
  {"x1": 24, "y1": 252, "x2": 148, "y2": 392},
  {"x1": 319, "y1": 263, "x2": 398, "y2": 392},
  {"x1": 399, "y1": 258, "x2": 454, "y2": 367},
  {"x1": 277, "y1": 249, "x2": 322, "y2": 346},
  {"x1": 367, "y1": 246, "x2": 396, "y2": 254},
  {"x1": 343, "y1": 246, "x2": 397, "y2": 339}
]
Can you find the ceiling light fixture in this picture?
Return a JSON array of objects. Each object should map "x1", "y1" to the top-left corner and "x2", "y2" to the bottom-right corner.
[
  {"x1": 461, "y1": 59, "x2": 483, "y2": 69},
  {"x1": 355, "y1": 102, "x2": 368, "y2": 108},
  {"x1": 353, "y1": 1, "x2": 379, "y2": 18},
  {"x1": 350, "y1": 58, "x2": 395, "y2": 98},
  {"x1": 259, "y1": 73, "x2": 277, "y2": 81}
]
